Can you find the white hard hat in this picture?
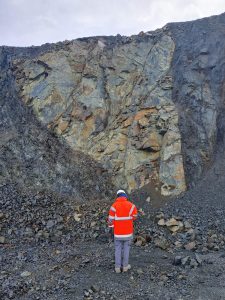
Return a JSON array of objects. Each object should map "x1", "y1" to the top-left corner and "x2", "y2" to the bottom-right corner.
[{"x1": 117, "y1": 189, "x2": 126, "y2": 195}]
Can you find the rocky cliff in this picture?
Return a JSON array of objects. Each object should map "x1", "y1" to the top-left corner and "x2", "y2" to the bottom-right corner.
[{"x1": 1, "y1": 13, "x2": 225, "y2": 197}]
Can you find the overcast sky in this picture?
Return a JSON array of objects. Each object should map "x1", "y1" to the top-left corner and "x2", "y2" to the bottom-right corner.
[{"x1": 0, "y1": 0, "x2": 225, "y2": 46}]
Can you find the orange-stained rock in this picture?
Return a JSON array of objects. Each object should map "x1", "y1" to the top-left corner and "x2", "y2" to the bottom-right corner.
[
  {"x1": 140, "y1": 132, "x2": 162, "y2": 151},
  {"x1": 123, "y1": 117, "x2": 133, "y2": 128},
  {"x1": 138, "y1": 116, "x2": 149, "y2": 127},
  {"x1": 58, "y1": 121, "x2": 69, "y2": 133},
  {"x1": 12, "y1": 34, "x2": 187, "y2": 196},
  {"x1": 134, "y1": 108, "x2": 157, "y2": 121}
]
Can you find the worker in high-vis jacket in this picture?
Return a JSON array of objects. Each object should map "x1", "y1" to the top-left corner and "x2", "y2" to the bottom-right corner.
[{"x1": 108, "y1": 189, "x2": 138, "y2": 273}]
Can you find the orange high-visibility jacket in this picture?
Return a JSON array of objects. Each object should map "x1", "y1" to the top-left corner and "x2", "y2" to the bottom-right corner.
[{"x1": 108, "y1": 196, "x2": 137, "y2": 239}]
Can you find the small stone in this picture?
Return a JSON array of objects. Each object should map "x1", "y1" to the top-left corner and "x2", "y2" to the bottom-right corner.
[
  {"x1": 146, "y1": 196, "x2": 151, "y2": 203},
  {"x1": 43, "y1": 231, "x2": 49, "y2": 238},
  {"x1": 46, "y1": 220, "x2": 54, "y2": 229},
  {"x1": 195, "y1": 254, "x2": 202, "y2": 265},
  {"x1": 166, "y1": 218, "x2": 179, "y2": 227},
  {"x1": 184, "y1": 241, "x2": 196, "y2": 251},
  {"x1": 207, "y1": 243, "x2": 214, "y2": 250},
  {"x1": 158, "y1": 218, "x2": 166, "y2": 226},
  {"x1": 0, "y1": 236, "x2": 5, "y2": 244},
  {"x1": 88, "y1": 289, "x2": 93, "y2": 294},
  {"x1": 91, "y1": 285, "x2": 100, "y2": 293},
  {"x1": 169, "y1": 225, "x2": 180, "y2": 233},
  {"x1": 178, "y1": 221, "x2": 184, "y2": 230},
  {"x1": 173, "y1": 256, "x2": 182, "y2": 266},
  {"x1": 90, "y1": 221, "x2": 97, "y2": 227},
  {"x1": 160, "y1": 274, "x2": 169, "y2": 281},
  {"x1": 190, "y1": 259, "x2": 198, "y2": 268},
  {"x1": 186, "y1": 228, "x2": 194, "y2": 234},
  {"x1": 184, "y1": 221, "x2": 192, "y2": 229},
  {"x1": 135, "y1": 236, "x2": 146, "y2": 246},
  {"x1": 202, "y1": 246, "x2": 208, "y2": 253},
  {"x1": 20, "y1": 271, "x2": 31, "y2": 277},
  {"x1": 174, "y1": 241, "x2": 182, "y2": 248},
  {"x1": 154, "y1": 237, "x2": 169, "y2": 250},
  {"x1": 181, "y1": 256, "x2": 190, "y2": 266},
  {"x1": 73, "y1": 213, "x2": 82, "y2": 222},
  {"x1": 155, "y1": 213, "x2": 164, "y2": 220},
  {"x1": 137, "y1": 268, "x2": 144, "y2": 275},
  {"x1": 25, "y1": 227, "x2": 33, "y2": 236},
  {"x1": 178, "y1": 274, "x2": 186, "y2": 280},
  {"x1": 145, "y1": 234, "x2": 152, "y2": 243}
]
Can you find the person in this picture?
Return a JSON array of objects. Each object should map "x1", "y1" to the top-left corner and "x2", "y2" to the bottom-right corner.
[{"x1": 108, "y1": 189, "x2": 137, "y2": 273}]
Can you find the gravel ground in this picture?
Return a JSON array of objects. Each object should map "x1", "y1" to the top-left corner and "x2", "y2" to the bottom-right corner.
[
  {"x1": 1, "y1": 234, "x2": 225, "y2": 300},
  {"x1": 1, "y1": 159, "x2": 225, "y2": 300}
]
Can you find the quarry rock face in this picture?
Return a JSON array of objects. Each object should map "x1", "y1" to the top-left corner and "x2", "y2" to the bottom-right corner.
[
  {"x1": 1, "y1": 13, "x2": 225, "y2": 197},
  {"x1": 12, "y1": 33, "x2": 186, "y2": 195}
]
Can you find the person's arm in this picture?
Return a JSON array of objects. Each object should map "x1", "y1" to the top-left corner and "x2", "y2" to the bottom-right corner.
[
  {"x1": 132, "y1": 205, "x2": 138, "y2": 220},
  {"x1": 108, "y1": 205, "x2": 116, "y2": 228}
]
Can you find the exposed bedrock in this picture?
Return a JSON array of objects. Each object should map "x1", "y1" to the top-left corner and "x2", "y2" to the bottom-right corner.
[
  {"x1": 11, "y1": 34, "x2": 185, "y2": 196},
  {"x1": 2, "y1": 13, "x2": 225, "y2": 197}
]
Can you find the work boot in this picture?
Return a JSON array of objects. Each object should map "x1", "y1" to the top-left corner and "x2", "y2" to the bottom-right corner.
[
  {"x1": 115, "y1": 267, "x2": 121, "y2": 273},
  {"x1": 123, "y1": 264, "x2": 131, "y2": 272}
]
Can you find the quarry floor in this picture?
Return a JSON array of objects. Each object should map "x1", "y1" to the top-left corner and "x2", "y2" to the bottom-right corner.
[
  {"x1": 1, "y1": 238, "x2": 225, "y2": 300},
  {"x1": 2, "y1": 146, "x2": 225, "y2": 300}
]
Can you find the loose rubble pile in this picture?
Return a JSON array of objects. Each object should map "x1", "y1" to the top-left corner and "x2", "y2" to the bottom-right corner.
[
  {"x1": 139, "y1": 212, "x2": 225, "y2": 254},
  {"x1": 0, "y1": 183, "x2": 112, "y2": 248},
  {"x1": 1, "y1": 181, "x2": 225, "y2": 299}
]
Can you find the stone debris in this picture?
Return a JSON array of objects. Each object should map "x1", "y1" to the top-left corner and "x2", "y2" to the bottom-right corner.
[
  {"x1": 173, "y1": 254, "x2": 203, "y2": 269},
  {"x1": 0, "y1": 236, "x2": 5, "y2": 244},
  {"x1": 173, "y1": 256, "x2": 182, "y2": 266},
  {"x1": 165, "y1": 218, "x2": 180, "y2": 227},
  {"x1": 154, "y1": 237, "x2": 170, "y2": 250},
  {"x1": 20, "y1": 271, "x2": 32, "y2": 277},
  {"x1": 146, "y1": 196, "x2": 151, "y2": 203},
  {"x1": 184, "y1": 241, "x2": 196, "y2": 251},
  {"x1": 73, "y1": 212, "x2": 82, "y2": 222},
  {"x1": 158, "y1": 219, "x2": 166, "y2": 226}
]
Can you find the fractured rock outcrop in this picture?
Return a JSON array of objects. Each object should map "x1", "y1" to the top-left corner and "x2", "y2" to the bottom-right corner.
[
  {"x1": 3, "y1": 13, "x2": 225, "y2": 197},
  {"x1": 12, "y1": 34, "x2": 186, "y2": 195}
]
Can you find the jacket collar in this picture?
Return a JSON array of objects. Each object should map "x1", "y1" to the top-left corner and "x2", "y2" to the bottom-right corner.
[{"x1": 116, "y1": 196, "x2": 127, "y2": 202}]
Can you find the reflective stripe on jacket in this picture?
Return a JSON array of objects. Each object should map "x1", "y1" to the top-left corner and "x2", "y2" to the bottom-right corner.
[{"x1": 108, "y1": 196, "x2": 137, "y2": 238}]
